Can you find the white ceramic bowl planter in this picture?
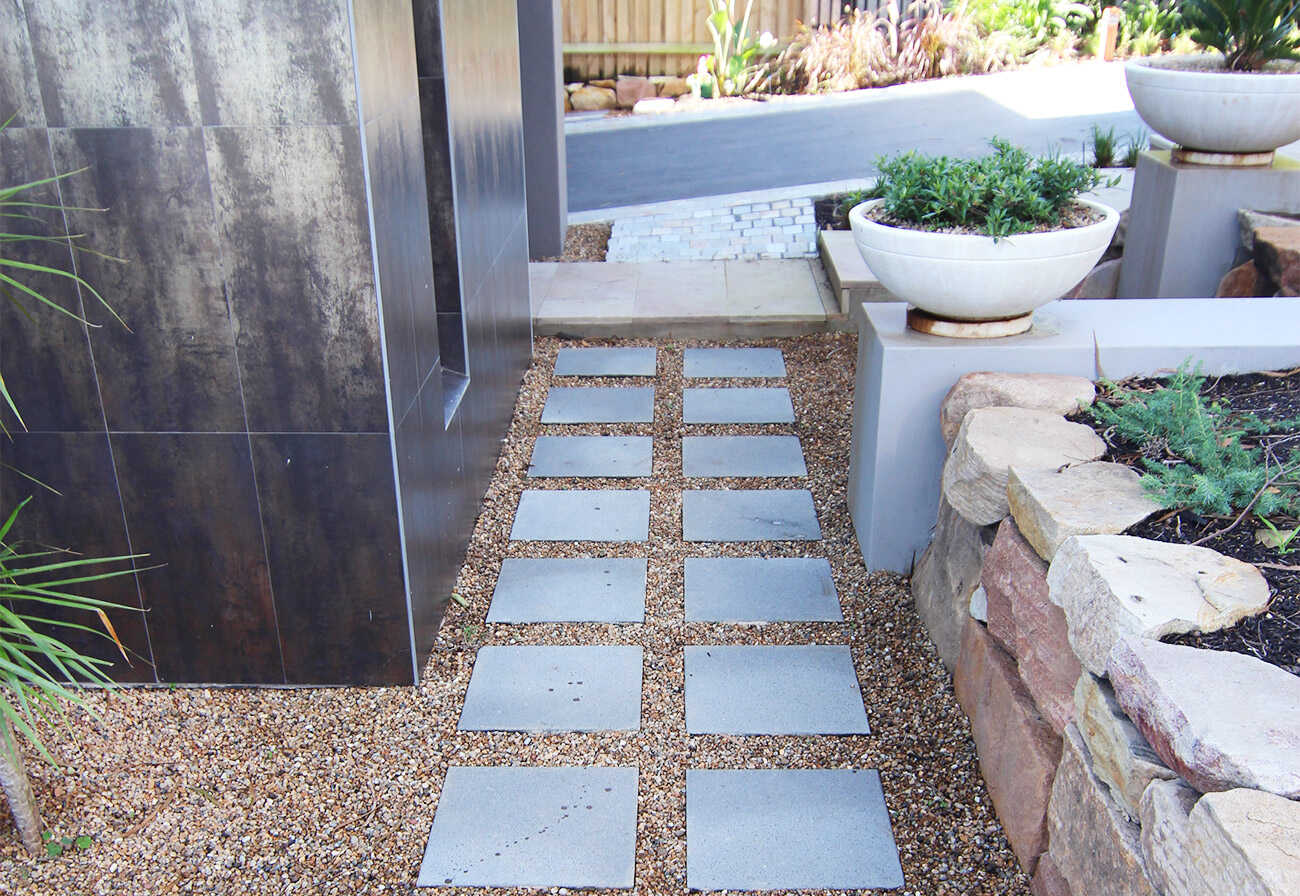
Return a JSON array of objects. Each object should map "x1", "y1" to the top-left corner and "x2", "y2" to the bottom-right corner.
[
  {"x1": 1125, "y1": 54, "x2": 1300, "y2": 165},
  {"x1": 848, "y1": 198, "x2": 1120, "y2": 337}
]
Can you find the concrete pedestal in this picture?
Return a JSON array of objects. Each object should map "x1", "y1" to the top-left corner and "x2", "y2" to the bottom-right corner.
[
  {"x1": 848, "y1": 299, "x2": 1300, "y2": 573},
  {"x1": 1117, "y1": 150, "x2": 1300, "y2": 299}
]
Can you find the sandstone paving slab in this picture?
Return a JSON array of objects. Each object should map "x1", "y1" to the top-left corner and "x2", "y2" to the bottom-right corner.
[
  {"x1": 684, "y1": 645, "x2": 869, "y2": 734},
  {"x1": 528, "y1": 436, "x2": 652, "y2": 478},
  {"x1": 1047, "y1": 534, "x2": 1271, "y2": 676},
  {"x1": 940, "y1": 371, "x2": 1097, "y2": 447},
  {"x1": 684, "y1": 557, "x2": 841, "y2": 622},
  {"x1": 683, "y1": 387, "x2": 795, "y2": 424},
  {"x1": 1008, "y1": 461, "x2": 1162, "y2": 561},
  {"x1": 459, "y1": 646, "x2": 642, "y2": 732},
  {"x1": 685, "y1": 769, "x2": 904, "y2": 890},
  {"x1": 1108, "y1": 636, "x2": 1300, "y2": 798},
  {"x1": 511, "y1": 490, "x2": 650, "y2": 542},
  {"x1": 487, "y1": 558, "x2": 647, "y2": 623},
  {"x1": 942, "y1": 406, "x2": 1106, "y2": 526},
  {"x1": 1075, "y1": 672, "x2": 1176, "y2": 821},
  {"x1": 983, "y1": 518, "x2": 1080, "y2": 735},
  {"x1": 541, "y1": 386, "x2": 654, "y2": 423},
  {"x1": 417, "y1": 766, "x2": 638, "y2": 888},
  {"x1": 1048, "y1": 725, "x2": 1161, "y2": 896},
  {"x1": 682, "y1": 435, "x2": 807, "y2": 478},
  {"x1": 554, "y1": 346, "x2": 657, "y2": 377},
  {"x1": 682, "y1": 489, "x2": 821, "y2": 542},
  {"x1": 683, "y1": 347, "x2": 786, "y2": 378}
]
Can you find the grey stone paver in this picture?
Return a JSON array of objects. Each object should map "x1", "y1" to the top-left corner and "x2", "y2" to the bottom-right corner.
[
  {"x1": 682, "y1": 489, "x2": 820, "y2": 542},
  {"x1": 459, "y1": 646, "x2": 642, "y2": 732},
  {"x1": 685, "y1": 557, "x2": 841, "y2": 622},
  {"x1": 682, "y1": 435, "x2": 806, "y2": 478},
  {"x1": 511, "y1": 490, "x2": 650, "y2": 542},
  {"x1": 541, "y1": 386, "x2": 654, "y2": 423},
  {"x1": 487, "y1": 558, "x2": 647, "y2": 623},
  {"x1": 684, "y1": 347, "x2": 786, "y2": 378},
  {"x1": 685, "y1": 769, "x2": 905, "y2": 891},
  {"x1": 554, "y1": 346, "x2": 657, "y2": 377},
  {"x1": 528, "y1": 436, "x2": 652, "y2": 478},
  {"x1": 418, "y1": 766, "x2": 638, "y2": 888},
  {"x1": 683, "y1": 387, "x2": 794, "y2": 424},
  {"x1": 684, "y1": 645, "x2": 869, "y2": 734}
]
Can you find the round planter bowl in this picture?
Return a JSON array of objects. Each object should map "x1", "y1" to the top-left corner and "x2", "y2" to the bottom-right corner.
[
  {"x1": 1125, "y1": 55, "x2": 1300, "y2": 155},
  {"x1": 848, "y1": 199, "x2": 1119, "y2": 323}
]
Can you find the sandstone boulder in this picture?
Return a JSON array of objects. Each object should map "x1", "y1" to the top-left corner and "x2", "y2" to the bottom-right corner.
[
  {"x1": 1253, "y1": 225, "x2": 1300, "y2": 296},
  {"x1": 569, "y1": 86, "x2": 617, "y2": 111},
  {"x1": 939, "y1": 373, "x2": 1097, "y2": 448},
  {"x1": 1238, "y1": 208, "x2": 1300, "y2": 253},
  {"x1": 942, "y1": 408, "x2": 1105, "y2": 526},
  {"x1": 589, "y1": 78, "x2": 616, "y2": 88},
  {"x1": 954, "y1": 619, "x2": 1061, "y2": 874},
  {"x1": 632, "y1": 97, "x2": 676, "y2": 115},
  {"x1": 982, "y1": 518, "x2": 1079, "y2": 734},
  {"x1": 1216, "y1": 261, "x2": 1268, "y2": 297},
  {"x1": 1063, "y1": 257, "x2": 1121, "y2": 299},
  {"x1": 1045, "y1": 534, "x2": 1270, "y2": 676},
  {"x1": 1030, "y1": 853, "x2": 1073, "y2": 896},
  {"x1": 1108, "y1": 637, "x2": 1300, "y2": 798},
  {"x1": 1194, "y1": 789, "x2": 1300, "y2": 895},
  {"x1": 655, "y1": 75, "x2": 690, "y2": 97},
  {"x1": 911, "y1": 497, "x2": 996, "y2": 670},
  {"x1": 615, "y1": 75, "x2": 656, "y2": 108},
  {"x1": 1141, "y1": 782, "x2": 1300, "y2": 896},
  {"x1": 1047, "y1": 725, "x2": 1160, "y2": 896},
  {"x1": 1007, "y1": 461, "x2": 1161, "y2": 561},
  {"x1": 1139, "y1": 778, "x2": 1217, "y2": 896},
  {"x1": 1074, "y1": 672, "x2": 1175, "y2": 819}
]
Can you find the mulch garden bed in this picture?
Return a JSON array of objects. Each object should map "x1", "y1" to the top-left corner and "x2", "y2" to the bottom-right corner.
[{"x1": 1080, "y1": 368, "x2": 1300, "y2": 677}]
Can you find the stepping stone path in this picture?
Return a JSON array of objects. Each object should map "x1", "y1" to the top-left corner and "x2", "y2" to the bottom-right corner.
[{"x1": 420, "y1": 345, "x2": 904, "y2": 890}]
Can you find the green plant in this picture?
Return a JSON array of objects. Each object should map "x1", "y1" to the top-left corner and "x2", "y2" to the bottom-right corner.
[
  {"x1": 687, "y1": 0, "x2": 777, "y2": 97},
  {"x1": 958, "y1": 0, "x2": 1095, "y2": 57},
  {"x1": 1089, "y1": 365, "x2": 1300, "y2": 525},
  {"x1": 1089, "y1": 124, "x2": 1119, "y2": 167},
  {"x1": 40, "y1": 830, "x2": 93, "y2": 858},
  {"x1": 1256, "y1": 514, "x2": 1300, "y2": 552},
  {"x1": 872, "y1": 139, "x2": 1112, "y2": 238},
  {"x1": 0, "y1": 115, "x2": 139, "y2": 856},
  {"x1": 1182, "y1": 0, "x2": 1300, "y2": 70},
  {"x1": 764, "y1": 0, "x2": 1017, "y2": 94},
  {"x1": 1121, "y1": 129, "x2": 1149, "y2": 166},
  {"x1": 0, "y1": 121, "x2": 124, "y2": 436}
]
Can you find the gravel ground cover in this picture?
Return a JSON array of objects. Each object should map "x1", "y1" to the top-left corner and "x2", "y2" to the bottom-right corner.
[
  {"x1": 540, "y1": 223, "x2": 611, "y2": 262},
  {"x1": 0, "y1": 334, "x2": 1028, "y2": 896}
]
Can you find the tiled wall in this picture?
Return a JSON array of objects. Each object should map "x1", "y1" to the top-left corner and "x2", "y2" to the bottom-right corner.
[{"x1": 0, "y1": 0, "x2": 532, "y2": 685}]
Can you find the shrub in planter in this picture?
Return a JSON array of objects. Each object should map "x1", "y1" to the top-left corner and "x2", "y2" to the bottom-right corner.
[
  {"x1": 849, "y1": 140, "x2": 1119, "y2": 334},
  {"x1": 1125, "y1": 0, "x2": 1300, "y2": 160}
]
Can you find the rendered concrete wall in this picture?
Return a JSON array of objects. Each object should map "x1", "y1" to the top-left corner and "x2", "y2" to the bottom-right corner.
[
  {"x1": 517, "y1": 0, "x2": 567, "y2": 259},
  {"x1": 1117, "y1": 151, "x2": 1300, "y2": 299},
  {"x1": 848, "y1": 299, "x2": 1300, "y2": 573}
]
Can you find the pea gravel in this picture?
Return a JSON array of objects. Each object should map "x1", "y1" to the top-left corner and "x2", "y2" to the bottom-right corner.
[{"x1": 0, "y1": 334, "x2": 1030, "y2": 896}]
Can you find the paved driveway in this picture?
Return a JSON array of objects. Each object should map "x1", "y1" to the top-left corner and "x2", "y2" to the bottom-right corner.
[{"x1": 567, "y1": 61, "x2": 1143, "y2": 212}]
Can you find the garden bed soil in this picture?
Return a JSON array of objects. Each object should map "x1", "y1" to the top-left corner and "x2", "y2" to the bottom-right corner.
[{"x1": 1079, "y1": 368, "x2": 1300, "y2": 676}]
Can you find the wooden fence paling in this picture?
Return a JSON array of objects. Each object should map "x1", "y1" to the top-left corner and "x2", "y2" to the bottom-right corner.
[{"x1": 560, "y1": 0, "x2": 882, "y2": 80}]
